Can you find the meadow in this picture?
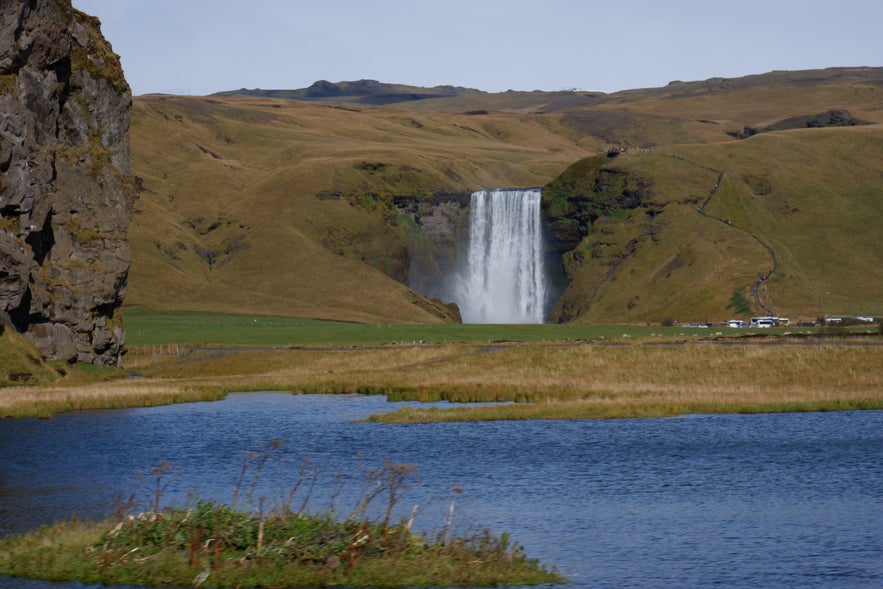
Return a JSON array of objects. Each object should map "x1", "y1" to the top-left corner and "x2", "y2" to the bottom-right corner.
[
  {"x1": 2, "y1": 311, "x2": 879, "y2": 421},
  {"x1": 122, "y1": 309, "x2": 784, "y2": 347}
]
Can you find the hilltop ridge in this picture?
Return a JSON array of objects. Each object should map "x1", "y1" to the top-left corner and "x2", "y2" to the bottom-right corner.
[{"x1": 212, "y1": 67, "x2": 883, "y2": 111}]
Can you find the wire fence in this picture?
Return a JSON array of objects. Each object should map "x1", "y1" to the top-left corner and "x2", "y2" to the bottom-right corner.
[{"x1": 127, "y1": 344, "x2": 189, "y2": 364}]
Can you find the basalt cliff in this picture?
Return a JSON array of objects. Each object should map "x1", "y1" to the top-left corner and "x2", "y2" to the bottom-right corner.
[{"x1": 0, "y1": 0, "x2": 133, "y2": 364}]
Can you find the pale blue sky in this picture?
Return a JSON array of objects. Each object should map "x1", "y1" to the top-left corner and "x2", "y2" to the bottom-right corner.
[{"x1": 72, "y1": 0, "x2": 882, "y2": 96}]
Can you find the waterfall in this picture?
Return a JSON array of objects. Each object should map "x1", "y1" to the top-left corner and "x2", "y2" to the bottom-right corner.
[{"x1": 457, "y1": 188, "x2": 547, "y2": 324}]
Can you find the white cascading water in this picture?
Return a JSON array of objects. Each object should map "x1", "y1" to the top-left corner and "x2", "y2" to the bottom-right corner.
[{"x1": 457, "y1": 188, "x2": 547, "y2": 323}]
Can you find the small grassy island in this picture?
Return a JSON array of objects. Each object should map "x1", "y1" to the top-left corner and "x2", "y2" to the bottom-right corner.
[
  {"x1": 0, "y1": 453, "x2": 562, "y2": 588},
  {"x1": 0, "y1": 509, "x2": 559, "y2": 588}
]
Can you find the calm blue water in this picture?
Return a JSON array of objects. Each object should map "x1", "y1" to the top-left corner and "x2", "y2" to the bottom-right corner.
[{"x1": 1, "y1": 393, "x2": 881, "y2": 588}]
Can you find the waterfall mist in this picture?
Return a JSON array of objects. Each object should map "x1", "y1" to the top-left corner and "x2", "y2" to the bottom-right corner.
[{"x1": 456, "y1": 188, "x2": 548, "y2": 323}]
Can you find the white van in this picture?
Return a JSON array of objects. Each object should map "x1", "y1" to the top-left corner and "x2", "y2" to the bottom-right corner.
[{"x1": 750, "y1": 316, "x2": 777, "y2": 328}]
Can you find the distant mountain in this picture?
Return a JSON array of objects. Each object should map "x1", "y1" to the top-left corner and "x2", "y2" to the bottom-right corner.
[
  {"x1": 212, "y1": 79, "x2": 483, "y2": 105},
  {"x1": 212, "y1": 68, "x2": 883, "y2": 111}
]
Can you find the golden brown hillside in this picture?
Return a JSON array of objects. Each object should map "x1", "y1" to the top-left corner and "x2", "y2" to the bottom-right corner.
[
  {"x1": 128, "y1": 95, "x2": 593, "y2": 321},
  {"x1": 128, "y1": 68, "x2": 883, "y2": 323}
]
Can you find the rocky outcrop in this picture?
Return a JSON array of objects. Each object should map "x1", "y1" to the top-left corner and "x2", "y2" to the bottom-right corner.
[
  {"x1": 727, "y1": 109, "x2": 870, "y2": 139},
  {"x1": 0, "y1": 0, "x2": 133, "y2": 364},
  {"x1": 542, "y1": 154, "x2": 650, "y2": 254}
]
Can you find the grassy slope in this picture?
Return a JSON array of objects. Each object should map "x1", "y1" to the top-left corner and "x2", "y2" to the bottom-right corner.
[
  {"x1": 126, "y1": 68, "x2": 883, "y2": 324},
  {"x1": 550, "y1": 126, "x2": 883, "y2": 322},
  {"x1": 0, "y1": 329, "x2": 59, "y2": 386},
  {"x1": 690, "y1": 127, "x2": 883, "y2": 317},
  {"x1": 129, "y1": 96, "x2": 594, "y2": 321}
]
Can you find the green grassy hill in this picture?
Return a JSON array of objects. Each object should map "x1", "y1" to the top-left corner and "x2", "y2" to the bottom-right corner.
[
  {"x1": 543, "y1": 126, "x2": 883, "y2": 323},
  {"x1": 127, "y1": 67, "x2": 883, "y2": 324}
]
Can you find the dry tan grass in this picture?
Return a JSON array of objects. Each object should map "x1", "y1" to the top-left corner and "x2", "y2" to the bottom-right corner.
[
  {"x1": 0, "y1": 378, "x2": 223, "y2": 418},
  {"x1": 4, "y1": 340, "x2": 880, "y2": 419}
]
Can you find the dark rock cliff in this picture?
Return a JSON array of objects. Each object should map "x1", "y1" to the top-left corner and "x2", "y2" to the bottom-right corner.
[
  {"x1": 0, "y1": 0, "x2": 133, "y2": 364},
  {"x1": 542, "y1": 154, "x2": 649, "y2": 254}
]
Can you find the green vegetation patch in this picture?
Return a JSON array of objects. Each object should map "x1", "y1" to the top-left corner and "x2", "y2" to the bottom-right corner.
[
  {"x1": 124, "y1": 309, "x2": 756, "y2": 347},
  {"x1": 727, "y1": 289, "x2": 752, "y2": 315}
]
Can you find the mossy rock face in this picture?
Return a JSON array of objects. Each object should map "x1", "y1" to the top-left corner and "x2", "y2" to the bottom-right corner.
[
  {"x1": 0, "y1": 0, "x2": 133, "y2": 365},
  {"x1": 542, "y1": 154, "x2": 651, "y2": 254}
]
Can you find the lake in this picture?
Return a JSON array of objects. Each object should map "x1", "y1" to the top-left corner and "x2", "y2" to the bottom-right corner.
[{"x1": 1, "y1": 393, "x2": 881, "y2": 588}]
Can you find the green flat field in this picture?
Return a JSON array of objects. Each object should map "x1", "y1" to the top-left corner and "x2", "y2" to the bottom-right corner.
[{"x1": 122, "y1": 309, "x2": 815, "y2": 347}]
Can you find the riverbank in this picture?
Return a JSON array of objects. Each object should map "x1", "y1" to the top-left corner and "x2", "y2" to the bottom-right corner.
[{"x1": 2, "y1": 335, "x2": 881, "y2": 420}]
